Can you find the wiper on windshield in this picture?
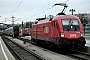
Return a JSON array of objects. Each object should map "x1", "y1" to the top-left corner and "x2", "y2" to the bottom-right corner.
[
  {"x1": 63, "y1": 25, "x2": 79, "y2": 31},
  {"x1": 67, "y1": 25, "x2": 77, "y2": 31},
  {"x1": 74, "y1": 25, "x2": 77, "y2": 31},
  {"x1": 67, "y1": 25, "x2": 71, "y2": 31}
]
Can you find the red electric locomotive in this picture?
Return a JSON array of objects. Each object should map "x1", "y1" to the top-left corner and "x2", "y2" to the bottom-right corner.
[
  {"x1": 22, "y1": 28, "x2": 31, "y2": 36},
  {"x1": 31, "y1": 3, "x2": 86, "y2": 48}
]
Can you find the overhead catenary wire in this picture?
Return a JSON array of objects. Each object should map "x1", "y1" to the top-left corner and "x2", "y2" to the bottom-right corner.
[
  {"x1": 24, "y1": 0, "x2": 69, "y2": 21},
  {"x1": 7, "y1": 0, "x2": 19, "y2": 18},
  {"x1": 27, "y1": 0, "x2": 56, "y2": 16},
  {"x1": 22, "y1": 0, "x2": 57, "y2": 21},
  {"x1": 27, "y1": 0, "x2": 69, "y2": 16},
  {"x1": 10, "y1": 0, "x2": 24, "y2": 17},
  {"x1": 5, "y1": 0, "x2": 23, "y2": 24},
  {"x1": 8, "y1": 0, "x2": 69, "y2": 23},
  {"x1": 5, "y1": 0, "x2": 19, "y2": 21},
  {"x1": 7, "y1": 0, "x2": 67, "y2": 22},
  {"x1": 25, "y1": 6, "x2": 54, "y2": 20}
]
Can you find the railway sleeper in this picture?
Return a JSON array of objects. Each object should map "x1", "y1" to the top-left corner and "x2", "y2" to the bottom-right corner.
[{"x1": 17, "y1": 37, "x2": 31, "y2": 44}]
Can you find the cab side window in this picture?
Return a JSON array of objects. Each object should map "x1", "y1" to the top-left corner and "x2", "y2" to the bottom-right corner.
[{"x1": 54, "y1": 21, "x2": 58, "y2": 28}]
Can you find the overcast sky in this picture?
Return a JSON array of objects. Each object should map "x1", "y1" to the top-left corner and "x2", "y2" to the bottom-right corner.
[{"x1": 0, "y1": 0, "x2": 90, "y2": 24}]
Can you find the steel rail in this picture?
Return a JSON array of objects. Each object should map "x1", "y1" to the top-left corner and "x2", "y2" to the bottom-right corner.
[
  {"x1": 1, "y1": 36, "x2": 23, "y2": 60},
  {"x1": 1, "y1": 36, "x2": 46, "y2": 60}
]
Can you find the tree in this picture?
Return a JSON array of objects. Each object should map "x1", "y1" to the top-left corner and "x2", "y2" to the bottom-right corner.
[
  {"x1": 88, "y1": 18, "x2": 90, "y2": 23},
  {"x1": 25, "y1": 21, "x2": 33, "y2": 28}
]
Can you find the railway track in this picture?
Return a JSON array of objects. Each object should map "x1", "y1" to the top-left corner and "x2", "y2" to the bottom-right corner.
[
  {"x1": 4, "y1": 36, "x2": 90, "y2": 60},
  {"x1": 63, "y1": 49, "x2": 90, "y2": 60},
  {"x1": 1, "y1": 36, "x2": 45, "y2": 60},
  {"x1": 71, "y1": 50, "x2": 90, "y2": 60},
  {"x1": 17, "y1": 37, "x2": 90, "y2": 60}
]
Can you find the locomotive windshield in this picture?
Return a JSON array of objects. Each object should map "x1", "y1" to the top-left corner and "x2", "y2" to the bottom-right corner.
[{"x1": 62, "y1": 19, "x2": 80, "y2": 31}]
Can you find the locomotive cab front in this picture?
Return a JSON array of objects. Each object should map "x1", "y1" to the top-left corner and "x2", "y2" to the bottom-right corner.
[{"x1": 55, "y1": 15, "x2": 86, "y2": 47}]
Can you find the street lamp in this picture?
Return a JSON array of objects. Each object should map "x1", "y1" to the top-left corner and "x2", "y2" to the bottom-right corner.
[
  {"x1": 82, "y1": 17, "x2": 87, "y2": 35},
  {"x1": 69, "y1": 9, "x2": 75, "y2": 15}
]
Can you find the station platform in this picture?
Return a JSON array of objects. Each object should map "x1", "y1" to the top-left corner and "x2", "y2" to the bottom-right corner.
[{"x1": 0, "y1": 36, "x2": 15, "y2": 60}]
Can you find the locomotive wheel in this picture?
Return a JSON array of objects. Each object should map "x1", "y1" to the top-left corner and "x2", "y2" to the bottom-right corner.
[{"x1": 48, "y1": 42, "x2": 56, "y2": 50}]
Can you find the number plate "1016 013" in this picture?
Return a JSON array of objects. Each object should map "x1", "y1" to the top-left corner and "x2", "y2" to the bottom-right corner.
[{"x1": 70, "y1": 34, "x2": 76, "y2": 37}]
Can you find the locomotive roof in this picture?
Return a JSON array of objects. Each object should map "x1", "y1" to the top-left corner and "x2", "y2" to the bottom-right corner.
[
  {"x1": 33, "y1": 15, "x2": 79, "y2": 25},
  {"x1": 54, "y1": 15, "x2": 79, "y2": 19}
]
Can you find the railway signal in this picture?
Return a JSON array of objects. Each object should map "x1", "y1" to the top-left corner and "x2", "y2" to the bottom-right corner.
[
  {"x1": 22, "y1": 21, "x2": 23, "y2": 29},
  {"x1": 82, "y1": 17, "x2": 88, "y2": 35}
]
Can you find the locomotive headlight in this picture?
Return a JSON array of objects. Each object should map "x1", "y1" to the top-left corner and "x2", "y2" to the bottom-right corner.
[
  {"x1": 61, "y1": 32, "x2": 64, "y2": 37},
  {"x1": 80, "y1": 32, "x2": 83, "y2": 36}
]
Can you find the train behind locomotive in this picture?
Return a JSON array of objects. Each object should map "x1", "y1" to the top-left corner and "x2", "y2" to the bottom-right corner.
[
  {"x1": 3, "y1": 26, "x2": 31, "y2": 37},
  {"x1": 31, "y1": 3, "x2": 86, "y2": 48},
  {"x1": 3, "y1": 26, "x2": 19, "y2": 37}
]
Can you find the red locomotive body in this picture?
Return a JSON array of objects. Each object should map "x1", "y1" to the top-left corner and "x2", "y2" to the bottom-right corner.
[
  {"x1": 22, "y1": 28, "x2": 31, "y2": 36},
  {"x1": 31, "y1": 15, "x2": 86, "y2": 48}
]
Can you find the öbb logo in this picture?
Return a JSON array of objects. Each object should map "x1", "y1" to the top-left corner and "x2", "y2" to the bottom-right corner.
[{"x1": 44, "y1": 27, "x2": 49, "y2": 33}]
